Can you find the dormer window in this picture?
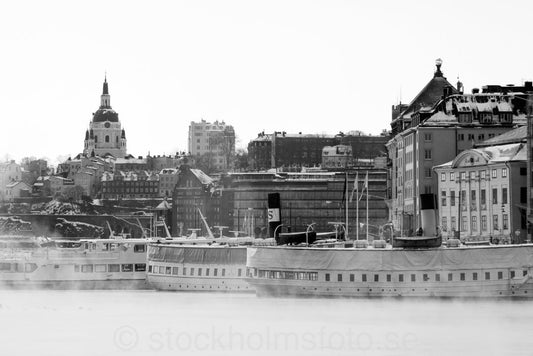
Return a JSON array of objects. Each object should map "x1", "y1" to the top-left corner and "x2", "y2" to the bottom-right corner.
[
  {"x1": 499, "y1": 113, "x2": 512, "y2": 124},
  {"x1": 479, "y1": 112, "x2": 493, "y2": 124},
  {"x1": 458, "y1": 112, "x2": 472, "y2": 123}
]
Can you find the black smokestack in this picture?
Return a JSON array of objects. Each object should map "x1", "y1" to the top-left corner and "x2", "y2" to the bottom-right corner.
[{"x1": 267, "y1": 193, "x2": 282, "y2": 238}]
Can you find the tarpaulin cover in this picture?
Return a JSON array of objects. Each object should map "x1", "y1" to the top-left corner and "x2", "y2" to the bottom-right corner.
[
  {"x1": 247, "y1": 245, "x2": 533, "y2": 271},
  {"x1": 149, "y1": 244, "x2": 246, "y2": 265}
]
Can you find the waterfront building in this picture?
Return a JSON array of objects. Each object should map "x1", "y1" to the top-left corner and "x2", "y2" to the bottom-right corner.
[
  {"x1": 248, "y1": 131, "x2": 388, "y2": 171},
  {"x1": 434, "y1": 143, "x2": 527, "y2": 243},
  {"x1": 0, "y1": 161, "x2": 22, "y2": 201},
  {"x1": 100, "y1": 171, "x2": 159, "y2": 199},
  {"x1": 49, "y1": 176, "x2": 75, "y2": 197},
  {"x1": 322, "y1": 145, "x2": 354, "y2": 169},
  {"x1": 172, "y1": 167, "x2": 388, "y2": 239},
  {"x1": 188, "y1": 119, "x2": 235, "y2": 172},
  {"x1": 386, "y1": 59, "x2": 527, "y2": 235},
  {"x1": 5, "y1": 181, "x2": 31, "y2": 201},
  {"x1": 83, "y1": 76, "x2": 127, "y2": 158}
]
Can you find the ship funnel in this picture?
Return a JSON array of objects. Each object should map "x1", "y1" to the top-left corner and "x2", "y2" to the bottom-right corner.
[
  {"x1": 267, "y1": 193, "x2": 282, "y2": 238},
  {"x1": 420, "y1": 194, "x2": 436, "y2": 236}
]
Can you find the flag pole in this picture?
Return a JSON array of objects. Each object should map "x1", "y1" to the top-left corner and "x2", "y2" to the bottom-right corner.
[
  {"x1": 366, "y1": 171, "x2": 369, "y2": 241},
  {"x1": 356, "y1": 171, "x2": 359, "y2": 241},
  {"x1": 345, "y1": 171, "x2": 349, "y2": 239}
]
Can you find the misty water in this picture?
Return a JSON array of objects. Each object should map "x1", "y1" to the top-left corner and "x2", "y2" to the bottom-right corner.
[{"x1": 0, "y1": 290, "x2": 532, "y2": 356}]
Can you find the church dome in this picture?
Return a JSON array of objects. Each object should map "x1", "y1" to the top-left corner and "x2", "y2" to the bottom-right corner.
[{"x1": 92, "y1": 108, "x2": 119, "y2": 122}]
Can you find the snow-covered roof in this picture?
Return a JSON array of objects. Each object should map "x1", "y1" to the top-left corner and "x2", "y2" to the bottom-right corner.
[
  {"x1": 436, "y1": 143, "x2": 526, "y2": 170},
  {"x1": 190, "y1": 169, "x2": 213, "y2": 185}
]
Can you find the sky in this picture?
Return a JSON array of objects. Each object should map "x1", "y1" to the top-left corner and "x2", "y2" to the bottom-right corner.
[{"x1": 1, "y1": 0, "x2": 533, "y2": 165}]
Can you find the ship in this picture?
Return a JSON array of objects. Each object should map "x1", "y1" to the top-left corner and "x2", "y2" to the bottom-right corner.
[
  {"x1": 0, "y1": 235, "x2": 150, "y2": 289},
  {"x1": 245, "y1": 193, "x2": 533, "y2": 298}
]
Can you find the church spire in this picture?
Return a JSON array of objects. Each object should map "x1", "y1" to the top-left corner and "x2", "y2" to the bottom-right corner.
[{"x1": 100, "y1": 74, "x2": 111, "y2": 108}]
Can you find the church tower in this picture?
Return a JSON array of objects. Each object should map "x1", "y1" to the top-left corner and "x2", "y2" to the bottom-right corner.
[{"x1": 83, "y1": 76, "x2": 127, "y2": 158}]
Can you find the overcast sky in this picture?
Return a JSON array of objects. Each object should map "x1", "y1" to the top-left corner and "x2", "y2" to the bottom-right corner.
[{"x1": 1, "y1": 0, "x2": 532, "y2": 165}]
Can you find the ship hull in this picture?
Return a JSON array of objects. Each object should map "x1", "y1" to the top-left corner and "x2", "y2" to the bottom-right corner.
[
  {"x1": 0, "y1": 278, "x2": 149, "y2": 290},
  {"x1": 246, "y1": 244, "x2": 533, "y2": 298}
]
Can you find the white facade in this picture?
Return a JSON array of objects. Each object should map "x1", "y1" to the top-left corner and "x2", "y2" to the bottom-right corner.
[{"x1": 188, "y1": 119, "x2": 235, "y2": 171}]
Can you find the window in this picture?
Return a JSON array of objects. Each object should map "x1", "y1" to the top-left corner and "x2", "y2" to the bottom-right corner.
[
  {"x1": 520, "y1": 167, "x2": 527, "y2": 176},
  {"x1": 460, "y1": 172, "x2": 466, "y2": 180},
  {"x1": 214, "y1": 268, "x2": 217, "y2": 276},
  {"x1": 387, "y1": 274, "x2": 391, "y2": 282},
  {"x1": 492, "y1": 169, "x2": 497, "y2": 178},
  {"x1": 435, "y1": 273, "x2": 440, "y2": 282},
  {"x1": 424, "y1": 133, "x2": 432, "y2": 141},
  {"x1": 441, "y1": 172, "x2": 446, "y2": 182},
  {"x1": 338, "y1": 274, "x2": 343, "y2": 282},
  {"x1": 198, "y1": 268, "x2": 202, "y2": 276},
  {"x1": 238, "y1": 269, "x2": 242, "y2": 277},
  {"x1": 105, "y1": 135, "x2": 110, "y2": 143},
  {"x1": 481, "y1": 216, "x2": 487, "y2": 231},
  {"x1": 481, "y1": 170, "x2": 486, "y2": 180},
  {"x1": 448, "y1": 273, "x2": 453, "y2": 281},
  {"x1": 461, "y1": 216, "x2": 467, "y2": 231},
  {"x1": 481, "y1": 189, "x2": 486, "y2": 206},
  {"x1": 135, "y1": 264, "x2": 146, "y2": 272},
  {"x1": 183, "y1": 267, "x2": 187, "y2": 275},
  {"x1": 521, "y1": 187, "x2": 527, "y2": 204},
  {"x1": 468, "y1": 134, "x2": 474, "y2": 141},
  {"x1": 95, "y1": 264, "x2": 106, "y2": 273},
  {"x1": 134, "y1": 244, "x2": 145, "y2": 253},
  {"x1": 325, "y1": 273, "x2": 330, "y2": 281},
  {"x1": 350, "y1": 274, "x2": 354, "y2": 282},
  {"x1": 451, "y1": 217, "x2": 457, "y2": 231},
  {"x1": 362, "y1": 274, "x2": 367, "y2": 282},
  {"x1": 471, "y1": 190, "x2": 476, "y2": 207},
  {"x1": 411, "y1": 274, "x2": 416, "y2": 282},
  {"x1": 502, "y1": 168, "x2": 507, "y2": 178},
  {"x1": 425, "y1": 168, "x2": 432, "y2": 178},
  {"x1": 511, "y1": 271, "x2": 515, "y2": 278},
  {"x1": 82, "y1": 264, "x2": 93, "y2": 273},
  {"x1": 471, "y1": 216, "x2": 477, "y2": 232},
  {"x1": 458, "y1": 134, "x2": 464, "y2": 141},
  {"x1": 473, "y1": 273, "x2": 478, "y2": 281},
  {"x1": 493, "y1": 215, "x2": 499, "y2": 230},
  {"x1": 460, "y1": 273, "x2": 465, "y2": 281},
  {"x1": 190, "y1": 268, "x2": 195, "y2": 276},
  {"x1": 502, "y1": 188, "x2": 508, "y2": 204},
  {"x1": 374, "y1": 274, "x2": 379, "y2": 282},
  {"x1": 498, "y1": 272, "x2": 503, "y2": 280},
  {"x1": 450, "y1": 191, "x2": 456, "y2": 206},
  {"x1": 122, "y1": 264, "x2": 134, "y2": 272},
  {"x1": 423, "y1": 274, "x2": 429, "y2": 281},
  {"x1": 470, "y1": 171, "x2": 476, "y2": 179},
  {"x1": 206, "y1": 268, "x2": 210, "y2": 276},
  {"x1": 399, "y1": 274, "x2": 404, "y2": 282},
  {"x1": 492, "y1": 188, "x2": 498, "y2": 204},
  {"x1": 442, "y1": 217, "x2": 447, "y2": 231},
  {"x1": 485, "y1": 272, "x2": 490, "y2": 280},
  {"x1": 172, "y1": 267, "x2": 179, "y2": 275},
  {"x1": 108, "y1": 264, "x2": 120, "y2": 272},
  {"x1": 503, "y1": 214, "x2": 509, "y2": 230},
  {"x1": 450, "y1": 172, "x2": 455, "y2": 181},
  {"x1": 424, "y1": 150, "x2": 432, "y2": 160}
]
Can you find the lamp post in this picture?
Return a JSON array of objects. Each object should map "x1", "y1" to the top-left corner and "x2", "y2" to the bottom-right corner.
[{"x1": 306, "y1": 222, "x2": 316, "y2": 246}]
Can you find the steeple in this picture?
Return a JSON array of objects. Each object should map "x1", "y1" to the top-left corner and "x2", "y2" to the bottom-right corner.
[{"x1": 100, "y1": 74, "x2": 111, "y2": 109}]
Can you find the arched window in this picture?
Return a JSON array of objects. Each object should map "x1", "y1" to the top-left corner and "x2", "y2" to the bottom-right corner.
[{"x1": 105, "y1": 135, "x2": 110, "y2": 143}]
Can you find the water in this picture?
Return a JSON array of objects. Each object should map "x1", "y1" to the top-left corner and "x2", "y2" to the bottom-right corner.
[{"x1": 0, "y1": 290, "x2": 532, "y2": 356}]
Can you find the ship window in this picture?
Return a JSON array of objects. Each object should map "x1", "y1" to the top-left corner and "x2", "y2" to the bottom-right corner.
[
  {"x1": 310, "y1": 272, "x2": 318, "y2": 281},
  {"x1": 206, "y1": 268, "x2": 210, "y2": 276},
  {"x1": 82, "y1": 264, "x2": 94, "y2": 273},
  {"x1": 511, "y1": 271, "x2": 515, "y2": 278},
  {"x1": 423, "y1": 274, "x2": 428, "y2": 281},
  {"x1": 25, "y1": 263, "x2": 38, "y2": 273},
  {"x1": 214, "y1": 268, "x2": 218, "y2": 276},
  {"x1": 135, "y1": 264, "x2": 146, "y2": 272},
  {"x1": 183, "y1": 267, "x2": 187, "y2": 275},
  {"x1": 198, "y1": 268, "x2": 202, "y2": 276},
  {"x1": 523, "y1": 270, "x2": 528, "y2": 277},
  {"x1": 435, "y1": 273, "x2": 440, "y2": 282},
  {"x1": 109, "y1": 264, "x2": 120, "y2": 272},
  {"x1": 122, "y1": 264, "x2": 133, "y2": 272},
  {"x1": 166, "y1": 267, "x2": 171, "y2": 275},
  {"x1": 448, "y1": 273, "x2": 453, "y2": 281},
  {"x1": 398, "y1": 274, "x2": 404, "y2": 282},
  {"x1": 411, "y1": 274, "x2": 416, "y2": 282},
  {"x1": 95, "y1": 264, "x2": 107, "y2": 273},
  {"x1": 222, "y1": 269, "x2": 226, "y2": 277},
  {"x1": 148, "y1": 265, "x2": 152, "y2": 273},
  {"x1": 74, "y1": 264, "x2": 80, "y2": 273},
  {"x1": 134, "y1": 244, "x2": 146, "y2": 253},
  {"x1": 325, "y1": 273, "x2": 330, "y2": 282},
  {"x1": 387, "y1": 274, "x2": 391, "y2": 282},
  {"x1": 498, "y1": 271, "x2": 503, "y2": 280},
  {"x1": 102, "y1": 243, "x2": 109, "y2": 251},
  {"x1": 374, "y1": 274, "x2": 379, "y2": 282},
  {"x1": 350, "y1": 274, "x2": 354, "y2": 282},
  {"x1": 191, "y1": 268, "x2": 195, "y2": 276},
  {"x1": 238, "y1": 269, "x2": 242, "y2": 277},
  {"x1": 172, "y1": 267, "x2": 178, "y2": 275},
  {"x1": 473, "y1": 273, "x2": 478, "y2": 281},
  {"x1": 362, "y1": 274, "x2": 367, "y2": 282},
  {"x1": 460, "y1": 273, "x2": 465, "y2": 281},
  {"x1": 485, "y1": 272, "x2": 490, "y2": 280}
]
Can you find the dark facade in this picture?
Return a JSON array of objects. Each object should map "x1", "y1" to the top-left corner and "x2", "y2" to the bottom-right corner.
[
  {"x1": 248, "y1": 132, "x2": 388, "y2": 171},
  {"x1": 101, "y1": 171, "x2": 159, "y2": 199},
  {"x1": 172, "y1": 169, "x2": 389, "y2": 239}
]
